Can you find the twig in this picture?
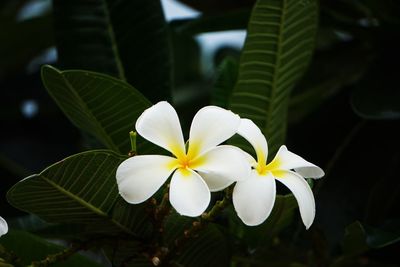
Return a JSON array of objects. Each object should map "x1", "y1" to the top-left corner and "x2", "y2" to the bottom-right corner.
[
  {"x1": 29, "y1": 242, "x2": 84, "y2": 267},
  {"x1": 156, "y1": 188, "x2": 232, "y2": 266}
]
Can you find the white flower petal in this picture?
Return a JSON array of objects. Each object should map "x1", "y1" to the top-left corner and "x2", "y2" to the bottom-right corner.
[
  {"x1": 237, "y1": 119, "x2": 268, "y2": 164},
  {"x1": 188, "y1": 106, "x2": 240, "y2": 157},
  {"x1": 193, "y1": 145, "x2": 251, "y2": 191},
  {"x1": 196, "y1": 171, "x2": 235, "y2": 192},
  {"x1": 233, "y1": 171, "x2": 276, "y2": 226},
  {"x1": 242, "y1": 150, "x2": 258, "y2": 166},
  {"x1": 116, "y1": 155, "x2": 177, "y2": 204},
  {"x1": 273, "y1": 145, "x2": 324, "y2": 179},
  {"x1": 135, "y1": 101, "x2": 185, "y2": 157},
  {"x1": 274, "y1": 170, "x2": 316, "y2": 229},
  {"x1": 0, "y1": 216, "x2": 8, "y2": 237},
  {"x1": 294, "y1": 167, "x2": 325, "y2": 179},
  {"x1": 169, "y1": 168, "x2": 211, "y2": 217}
]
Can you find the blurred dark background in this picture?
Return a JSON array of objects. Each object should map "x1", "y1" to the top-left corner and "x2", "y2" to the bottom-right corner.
[{"x1": 1, "y1": 0, "x2": 399, "y2": 266}]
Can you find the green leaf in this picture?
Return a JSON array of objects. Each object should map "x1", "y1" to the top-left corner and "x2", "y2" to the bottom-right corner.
[
  {"x1": 342, "y1": 220, "x2": 400, "y2": 258},
  {"x1": 0, "y1": 230, "x2": 102, "y2": 267},
  {"x1": 52, "y1": 0, "x2": 172, "y2": 102},
  {"x1": 228, "y1": 194, "x2": 297, "y2": 248},
  {"x1": 41, "y1": 65, "x2": 152, "y2": 154},
  {"x1": 288, "y1": 43, "x2": 369, "y2": 123},
  {"x1": 8, "y1": 214, "x2": 121, "y2": 242},
  {"x1": 163, "y1": 213, "x2": 229, "y2": 267},
  {"x1": 350, "y1": 33, "x2": 400, "y2": 120},
  {"x1": 109, "y1": 198, "x2": 153, "y2": 238},
  {"x1": 342, "y1": 221, "x2": 369, "y2": 255},
  {"x1": 351, "y1": 82, "x2": 400, "y2": 120},
  {"x1": 7, "y1": 150, "x2": 151, "y2": 236},
  {"x1": 212, "y1": 56, "x2": 239, "y2": 108},
  {"x1": 229, "y1": 0, "x2": 318, "y2": 155},
  {"x1": 364, "y1": 220, "x2": 400, "y2": 249},
  {"x1": 102, "y1": 239, "x2": 152, "y2": 267}
]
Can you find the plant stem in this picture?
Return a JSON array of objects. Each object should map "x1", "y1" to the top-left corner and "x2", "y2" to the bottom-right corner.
[
  {"x1": 157, "y1": 188, "x2": 232, "y2": 266},
  {"x1": 146, "y1": 188, "x2": 173, "y2": 266},
  {"x1": 0, "y1": 244, "x2": 22, "y2": 267},
  {"x1": 201, "y1": 194, "x2": 230, "y2": 222},
  {"x1": 29, "y1": 243, "x2": 83, "y2": 267},
  {"x1": 27, "y1": 236, "x2": 120, "y2": 267},
  {"x1": 128, "y1": 131, "x2": 137, "y2": 156}
]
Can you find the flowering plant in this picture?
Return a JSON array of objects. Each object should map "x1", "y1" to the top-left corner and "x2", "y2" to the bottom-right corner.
[{"x1": 1, "y1": 0, "x2": 397, "y2": 266}]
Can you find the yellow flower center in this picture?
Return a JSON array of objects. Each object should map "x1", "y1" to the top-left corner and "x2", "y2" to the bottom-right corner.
[
  {"x1": 255, "y1": 157, "x2": 282, "y2": 176},
  {"x1": 255, "y1": 163, "x2": 268, "y2": 175},
  {"x1": 177, "y1": 155, "x2": 191, "y2": 170},
  {"x1": 169, "y1": 142, "x2": 205, "y2": 177}
]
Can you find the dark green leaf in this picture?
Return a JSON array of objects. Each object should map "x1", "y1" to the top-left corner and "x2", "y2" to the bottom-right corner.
[
  {"x1": 342, "y1": 221, "x2": 369, "y2": 255},
  {"x1": 7, "y1": 150, "x2": 151, "y2": 236},
  {"x1": 228, "y1": 194, "x2": 297, "y2": 248},
  {"x1": 52, "y1": 0, "x2": 172, "y2": 102},
  {"x1": 109, "y1": 198, "x2": 153, "y2": 238},
  {"x1": 364, "y1": 220, "x2": 400, "y2": 248},
  {"x1": 341, "y1": 220, "x2": 400, "y2": 260},
  {"x1": 102, "y1": 239, "x2": 151, "y2": 267},
  {"x1": 232, "y1": 256, "x2": 307, "y2": 267},
  {"x1": 229, "y1": 0, "x2": 318, "y2": 155},
  {"x1": 289, "y1": 43, "x2": 370, "y2": 123},
  {"x1": 7, "y1": 150, "x2": 121, "y2": 225},
  {"x1": 351, "y1": 34, "x2": 400, "y2": 120},
  {"x1": 0, "y1": 230, "x2": 102, "y2": 267},
  {"x1": 351, "y1": 84, "x2": 400, "y2": 120},
  {"x1": 41, "y1": 65, "x2": 152, "y2": 154},
  {"x1": 212, "y1": 56, "x2": 239, "y2": 108},
  {"x1": 8, "y1": 214, "x2": 127, "y2": 240},
  {"x1": 164, "y1": 213, "x2": 229, "y2": 267}
]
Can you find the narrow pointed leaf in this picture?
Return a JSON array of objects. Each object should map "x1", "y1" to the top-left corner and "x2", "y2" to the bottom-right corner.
[
  {"x1": 229, "y1": 0, "x2": 318, "y2": 155},
  {"x1": 53, "y1": 0, "x2": 172, "y2": 102},
  {"x1": 41, "y1": 65, "x2": 152, "y2": 154}
]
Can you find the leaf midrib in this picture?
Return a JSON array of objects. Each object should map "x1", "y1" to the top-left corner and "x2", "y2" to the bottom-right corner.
[
  {"x1": 58, "y1": 71, "x2": 120, "y2": 152},
  {"x1": 265, "y1": 0, "x2": 287, "y2": 138},
  {"x1": 40, "y1": 173, "x2": 137, "y2": 235},
  {"x1": 40, "y1": 174, "x2": 108, "y2": 218}
]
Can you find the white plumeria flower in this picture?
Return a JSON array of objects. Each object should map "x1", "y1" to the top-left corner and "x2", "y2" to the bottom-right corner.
[
  {"x1": 232, "y1": 119, "x2": 324, "y2": 228},
  {"x1": 0, "y1": 216, "x2": 8, "y2": 237},
  {"x1": 116, "y1": 101, "x2": 250, "y2": 217}
]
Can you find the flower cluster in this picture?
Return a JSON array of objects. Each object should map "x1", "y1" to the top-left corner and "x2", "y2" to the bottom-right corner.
[{"x1": 116, "y1": 102, "x2": 324, "y2": 228}]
